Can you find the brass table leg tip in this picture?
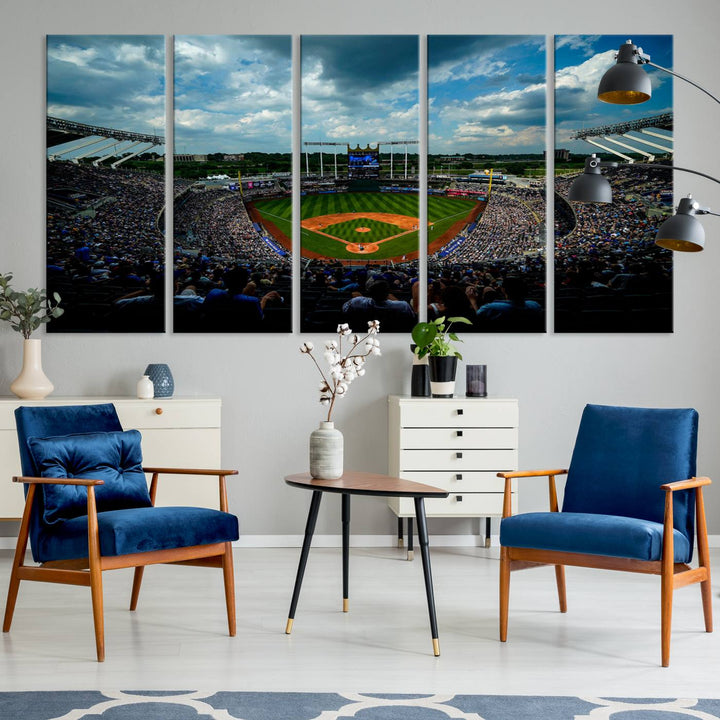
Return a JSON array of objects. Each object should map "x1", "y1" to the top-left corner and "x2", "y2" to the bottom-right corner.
[
  {"x1": 407, "y1": 550, "x2": 414, "y2": 561},
  {"x1": 432, "y1": 638, "x2": 440, "y2": 656},
  {"x1": 285, "y1": 618, "x2": 294, "y2": 634},
  {"x1": 343, "y1": 598, "x2": 349, "y2": 613},
  {"x1": 398, "y1": 538, "x2": 404, "y2": 548}
]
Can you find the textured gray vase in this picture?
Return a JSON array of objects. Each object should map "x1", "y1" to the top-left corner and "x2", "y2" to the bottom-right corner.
[
  {"x1": 144, "y1": 363, "x2": 174, "y2": 398},
  {"x1": 309, "y1": 421, "x2": 344, "y2": 480}
]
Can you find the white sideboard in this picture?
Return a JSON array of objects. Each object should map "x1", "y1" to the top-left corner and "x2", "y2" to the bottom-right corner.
[
  {"x1": 0, "y1": 396, "x2": 222, "y2": 519},
  {"x1": 388, "y1": 395, "x2": 519, "y2": 547}
]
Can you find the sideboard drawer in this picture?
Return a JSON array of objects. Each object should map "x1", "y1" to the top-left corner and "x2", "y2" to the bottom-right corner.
[
  {"x1": 401, "y1": 427, "x2": 517, "y2": 450},
  {"x1": 115, "y1": 399, "x2": 220, "y2": 430},
  {"x1": 398, "y1": 399, "x2": 518, "y2": 429},
  {"x1": 398, "y1": 470, "x2": 507, "y2": 493},
  {"x1": 400, "y1": 448, "x2": 517, "y2": 472},
  {"x1": 390, "y1": 492, "x2": 513, "y2": 517}
]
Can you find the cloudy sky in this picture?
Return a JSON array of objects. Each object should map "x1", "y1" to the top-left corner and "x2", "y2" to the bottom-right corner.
[
  {"x1": 302, "y1": 36, "x2": 419, "y2": 147},
  {"x1": 429, "y1": 35, "x2": 546, "y2": 156},
  {"x1": 174, "y1": 35, "x2": 292, "y2": 154},
  {"x1": 555, "y1": 34, "x2": 672, "y2": 153},
  {"x1": 47, "y1": 35, "x2": 165, "y2": 148}
]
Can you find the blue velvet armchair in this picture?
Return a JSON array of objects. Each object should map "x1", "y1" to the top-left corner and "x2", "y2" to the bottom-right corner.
[
  {"x1": 499, "y1": 404, "x2": 712, "y2": 667},
  {"x1": 3, "y1": 403, "x2": 239, "y2": 661}
]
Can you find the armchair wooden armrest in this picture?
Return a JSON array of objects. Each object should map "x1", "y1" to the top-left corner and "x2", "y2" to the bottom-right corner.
[
  {"x1": 13, "y1": 475, "x2": 104, "y2": 486},
  {"x1": 661, "y1": 476, "x2": 712, "y2": 492},
  {"x1": 498, "y1": 469, "x2": 568, "y2": 518},
  {"x1": 142, "y1": 467, "x2": 238, "y2": 476},
  {"x1": 142, "y1": 468, "x2": 238, "y2": 512},
  {"x1": 497, "y1": 469, "x2": 568, "y2": 479}
]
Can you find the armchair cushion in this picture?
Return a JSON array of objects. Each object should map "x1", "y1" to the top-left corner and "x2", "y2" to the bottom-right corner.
[
  {"x1": 500, "y1": 511, "x2": 691, "y2": 563},
  {"x1": 34, "y1": 506, "x2": 240, "y2": 563},
  {"x1": 28, "y1": 430, "x2": 152, "y2": 525}
]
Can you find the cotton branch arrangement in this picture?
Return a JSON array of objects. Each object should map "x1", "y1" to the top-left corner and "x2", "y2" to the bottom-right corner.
[{"x1": 300, "y1": 321, "x2": 381, "y2": 422}]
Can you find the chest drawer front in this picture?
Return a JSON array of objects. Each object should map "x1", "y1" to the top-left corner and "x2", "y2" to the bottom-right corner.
[
  {"x1": 398, "y1": 400, "x2": 518, "y2": 429},
  {"x1": 391, "y1": 492, "x2": 510, "y2": 517},
  {"x1": 115, "y1": 400, "x2": 221, "y2": 430},
  {"x1": 400, "y1": 448, "x2": 517, "y2": 472},
  {"x1": 398, "y1": 470, "x2": 506, "y2": 493},
  {"x1": 401, "y1": 427, "x2": 516, "y2": 450}
]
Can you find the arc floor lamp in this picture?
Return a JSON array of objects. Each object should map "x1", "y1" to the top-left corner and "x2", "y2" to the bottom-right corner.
[{"x1": 568, "y1": 39, "x2": 720, "y2": 252}]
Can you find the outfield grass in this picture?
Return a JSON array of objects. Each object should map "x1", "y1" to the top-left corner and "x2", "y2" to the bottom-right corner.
[{"x1": 251, "y1": 192, "x2": 477, "y2": 261}]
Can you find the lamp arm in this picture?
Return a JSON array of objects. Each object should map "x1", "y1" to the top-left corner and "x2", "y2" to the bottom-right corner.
[
  {"x1": 632, "y1": 163, "x2": 720, "y2": 187},
  {"x1": 646, "y1": 61, "x2": 720, "y2": 106}
]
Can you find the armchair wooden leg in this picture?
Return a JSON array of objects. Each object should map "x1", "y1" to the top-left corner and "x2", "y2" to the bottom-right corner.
[
  {"x1": 3, "y1": 485, "x2": 35, "y2": 633},
  {"x1": 555, "y1": 565, "x2": 567, "y2": 613},
  {"x1": 660, "y1": 566, "x2": 672, "y2": 668},
  {"x1": 130, "y1": 567, "x2": 144, "y2": 611},
  {"x1": 696, "y1": 487, "x2": 713, "y2": 633},
  {"x1": 87, "y1": 488, "x2": 105, "y2": 662},
  {"x1": 222, "y1": 542, "x2": 236, "y2": 637},
  {"x1": 499, "y1": 546, "x2": 510, "y2": 642}
]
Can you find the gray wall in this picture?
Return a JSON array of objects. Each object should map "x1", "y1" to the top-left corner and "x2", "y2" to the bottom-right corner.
[{"x1": 2, "y1": 0, "x2": 719, "y2": 538}]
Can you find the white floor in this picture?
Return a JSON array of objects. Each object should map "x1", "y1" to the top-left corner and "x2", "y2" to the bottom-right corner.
[{"x1": 0, "y1": 546, "x2": 718, "y2": 697}]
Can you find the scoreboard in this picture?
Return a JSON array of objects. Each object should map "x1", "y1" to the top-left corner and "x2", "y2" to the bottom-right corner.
[{"x1": 347, "y1": 144, "x2": 380, "y2": 179}]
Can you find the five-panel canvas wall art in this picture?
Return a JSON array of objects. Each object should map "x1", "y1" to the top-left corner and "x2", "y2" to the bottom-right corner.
[{"x1": 45, "y1": 34, "x2": 673, "y2": 334}]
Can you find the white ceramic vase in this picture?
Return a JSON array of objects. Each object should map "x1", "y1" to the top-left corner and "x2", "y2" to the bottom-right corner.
[
  {"x1": 136, "y1": 375, "x2": 154, "y2": 399},
  {"x1": 309, "y1": 421, "x2": 344, "y2": 480},
  {"x1": 10, "y1": 338, "x2": 54, "y2": 400}
]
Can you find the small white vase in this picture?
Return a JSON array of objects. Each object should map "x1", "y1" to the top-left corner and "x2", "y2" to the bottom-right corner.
[
  {"x1": 309, "y1": 421, "x2": 344, "y2": 480},
  {"x1": 136, "y1": 375, "x2": 154, "y2": 399},
  {"x1": 10, "y1": 338, "x2": 54, "y2": 400}
]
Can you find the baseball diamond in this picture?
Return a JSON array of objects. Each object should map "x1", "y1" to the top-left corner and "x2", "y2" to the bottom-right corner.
[{"x1": 248, "y1": 192, "x2": 481, "y2": 262}]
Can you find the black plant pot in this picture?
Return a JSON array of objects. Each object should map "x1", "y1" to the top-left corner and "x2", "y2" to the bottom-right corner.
[{"x1": 428, "y1": 355, "x2": 458, "y2": 398}]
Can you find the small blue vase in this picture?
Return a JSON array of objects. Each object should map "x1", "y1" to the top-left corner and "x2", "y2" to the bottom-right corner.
[{"x1": 144, "y1": 363, "x2": 174, "y2": 398}]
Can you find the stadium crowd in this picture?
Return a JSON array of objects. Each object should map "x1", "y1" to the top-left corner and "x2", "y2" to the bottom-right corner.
[
  {"x1": 554, "y1": 165, "x2": 673, "y2": 331},
  {"x1": 46, "y1": 161, "x2": 166, "y2": 331}
]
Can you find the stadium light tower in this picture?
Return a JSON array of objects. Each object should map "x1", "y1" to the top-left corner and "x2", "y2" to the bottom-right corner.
[
  {"x1": 570, "y1": 41, "x2": 720, "y2": 252},
  {"x1": 378, "y1": 140, "x2": 418, "y2": 179}
]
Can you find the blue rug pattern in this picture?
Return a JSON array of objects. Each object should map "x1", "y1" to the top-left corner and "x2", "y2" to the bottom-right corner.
[{"x1": 1, "y1": 691, "x2": 720, "y2": 720}]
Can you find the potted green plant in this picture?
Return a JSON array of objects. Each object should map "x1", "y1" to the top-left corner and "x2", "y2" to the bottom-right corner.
[
  {"x1": 411, "y1": 316, "x2": 472, "y2": 397},
  {"x1": 0, "y1": 273, "x2": 63, "y2": 399}
]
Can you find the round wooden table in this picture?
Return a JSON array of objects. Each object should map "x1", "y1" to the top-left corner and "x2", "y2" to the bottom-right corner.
[{"x1": 284, "y1": 471, "x2": 449, "y2": 656}]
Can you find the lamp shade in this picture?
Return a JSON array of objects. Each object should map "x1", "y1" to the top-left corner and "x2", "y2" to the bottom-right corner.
[
  {"x1": 568, "y1": 172, "x2": 613, "y2": 203},
  {"x1": 598, "y1": 41, "x2": 652, "y2": 105},
  {"x1": 655, "y1": 196, "x2": 706, "y2": 252}
]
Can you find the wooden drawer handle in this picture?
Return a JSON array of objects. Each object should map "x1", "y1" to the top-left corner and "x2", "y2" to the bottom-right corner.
[
  {"x1": 455, "y1": 495, "x2": 463, "y2": 502},
  {"x1": 456, "y1": 452, "x2": 463, "y2": 459},
  {"x1": 457, "y1": 408, "x2": 464, "y2": 415},
  {"x1": 456, "y1": 473, "x2": 463, "y2": 481},
  {"x1": 456, "y1": 430, "x2": 463, "y2": 437},
  {"x1": 155, "y1": 407, "x2": 163, "y2": 415}
]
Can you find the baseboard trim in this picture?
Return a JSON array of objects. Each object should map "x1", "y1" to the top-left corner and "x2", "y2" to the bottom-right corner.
[{"x1": 2, "y1": 534, "x2": 720, "y2": 550}]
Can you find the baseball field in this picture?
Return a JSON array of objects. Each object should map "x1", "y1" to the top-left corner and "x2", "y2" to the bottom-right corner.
[{"x1": 248, "y1": 192, "x2": 482, "y2": 261}]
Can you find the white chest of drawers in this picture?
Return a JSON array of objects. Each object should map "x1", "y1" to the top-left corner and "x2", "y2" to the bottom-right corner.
[
  {"x1": 0, "y1": 396, "x2": 222, "y2": 519},
  {"x1": 388, "y1": 395, "x2": 519, "y2": 543}
]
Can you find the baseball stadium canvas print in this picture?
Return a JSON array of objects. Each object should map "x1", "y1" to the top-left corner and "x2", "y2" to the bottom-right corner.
[
  {"x1": 173, "y1": 35, "x2": 292, "y2": 333},
  {"x1": 300, "y1": 35, "x2": 420, "y2": 332},
  {"x1": 554, "y1": 35, "x2": 673, "y2": 333},
  {"x1": 427, "y1": 35, "x2": 547, "y2": 333},
  {"x1": 46, "y1": 35, "x2": 166, "y2": 332}
]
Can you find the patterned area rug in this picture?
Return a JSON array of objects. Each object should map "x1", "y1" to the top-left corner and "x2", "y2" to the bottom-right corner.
[{"x1": 2, "y1": 692, "x2": 720, "y2": 720}]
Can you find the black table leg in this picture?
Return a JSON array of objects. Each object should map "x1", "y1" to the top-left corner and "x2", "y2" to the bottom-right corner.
[
  {"x1": 414, "y1": 496, "x2": 440, "y2": 656},
  {"x1": 342, "y1": 493, "x2": 350, "y2": 612},
  {"x1": 485, "y1": 517, "x2": 492, "y2": 548},
  {"x1": 286, "y1": 490, "x2": 323, "y2": 634},
  {"x1": 407, "y1": 517, "x2": 414, "y2": 561},
  {"x1": 397, "y1": 517, "x2": 404, "y2": 548}
]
